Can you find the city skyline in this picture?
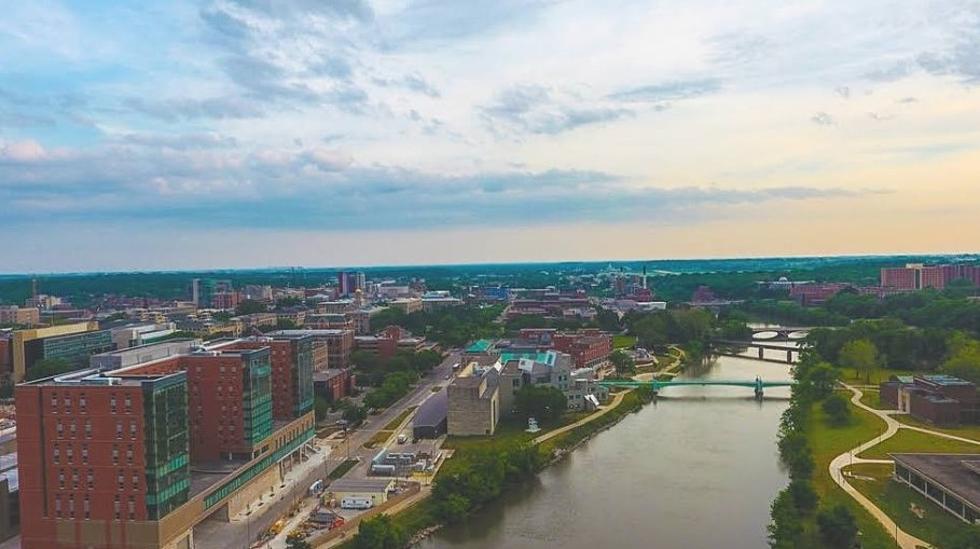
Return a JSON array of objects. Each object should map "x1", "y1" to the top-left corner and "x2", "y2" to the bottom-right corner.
[{"x1": 2, "y1": 1, "x2": 980, "y2": 271}]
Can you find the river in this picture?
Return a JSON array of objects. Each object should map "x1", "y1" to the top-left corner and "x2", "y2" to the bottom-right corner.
[{"x1": 419, "y1": 353, "x2": 794, "y2": 549}]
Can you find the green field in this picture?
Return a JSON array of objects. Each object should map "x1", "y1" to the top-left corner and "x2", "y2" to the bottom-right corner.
[
  {"x1": 858, "y1": 428, "x2": 980, "y2": 460},
  {"x1": 839, "y1": 368, "x2": 917, "y2": 386},
  {"x1": 612, "y1": 335, "x2": 637, "y2": 349},
  {"x1": 328, "y1": 459, "x2": 359, "y2": 480},
  {"x1": 858, "y1": 390, "x2": 889, "y2": 410},
  {"x1": 846, "y1": 463, "x2": 978, "y2": 545},
  {"x1": 893, "y1": 416, "x2": 980, "y2": 443},
  {"x1": 803, "y1": 397, "x2": 898, "y2": 549}
]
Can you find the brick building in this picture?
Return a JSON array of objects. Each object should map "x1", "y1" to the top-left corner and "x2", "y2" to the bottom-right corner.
[
  {"x1": 880, "y1": 374, "x2": 978, "y2": 425},
  {"x1": 881, "y1": 263, "x2": 980, "y2": 291},
  {"x1": 16, "y1": 369, "x2": 192, "y2": 548},
  {"x1": 552, "y1": 329, "x2": 612, "y2": 369},
  {"x1": 211, "y1": 334, "x2": 315, "y2": 421},
  {"x1": 270, "y1": 329, "x2": 354, "y2": 370},
  {"x1": 354, "y1": 326, "x2": 426, "y2": 360},
  {"x1": 0, "y1": 306, "x2": 40, "y2": 327},
  {"x1": 313, "y1": 368, "x2": 355, "y2": 402}
]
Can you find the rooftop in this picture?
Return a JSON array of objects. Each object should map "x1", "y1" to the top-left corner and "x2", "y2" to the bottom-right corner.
[
  {"x1": 499, "y1": 350, "x2": 557, "y2": 367},
  {"x1": 892, "y1": 453, "x2": 980, "y2": 509},
  {"x1": 328, "y1": 478, "x2": 394, "y2": 492},
  {"x1": 917, "y1": 374, "x2": 975, "y2": 387},
  {"x1": 465, "y1": 339, "x2": 493, "y2": 353}
]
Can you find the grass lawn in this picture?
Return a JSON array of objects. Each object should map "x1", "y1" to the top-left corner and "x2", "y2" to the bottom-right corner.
[
  {"x1": 327, "y1": 459, "x2": 359, "y2": 479},
  {"x1": 893, "y1": 415, "x2": 980, "y2": 443},
  {"x1": 804, "y1": 397, "x2": 898, "y2": 548},
  {"x1": 612, "y1": 335, "x2": 637, "y2": 349},
  {"x1": 839, "y1": 368, "x2": 917, "y2": 386},
  {"x1": 845, "y1": 463, "x2": 977, "y2": 545},
  {"x1": 858, "y1": 428, "x2": 980, "y2": 460}
]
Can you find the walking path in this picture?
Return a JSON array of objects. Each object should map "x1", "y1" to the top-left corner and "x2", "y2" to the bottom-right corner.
[
  {"x1": 532, "y1": 390, "x2": 629, "y2": 445},
  {"x1": 829, "y1": 383, "x2": 980, "y2": 549}
]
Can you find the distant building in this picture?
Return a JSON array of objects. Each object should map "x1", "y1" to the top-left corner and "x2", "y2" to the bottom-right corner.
[
  {"x1": 691, "y1": 285, "x2": 717, "y2": 303},
  {"x1": 108, "y1": 322, "x2": 177, "y2": 350},
  {"x1": 191, "y1": 278, "x2": 232, "y2": 307},
  {"x1": 421, "y1": 296, "x2": 463, "y2": 311},
  {"x1": 789, "y1": 283, "x2": 852, "y2": 306},
  {"x1": 891, "y1": 453, "x2": 980, "y2": 524},
  {"x1": 7, "y1": 322, "x2": 110, "y2": 383},
  {"x1": 880, "y1": 374, "x2": 978, "y2": 425},
  {"x1": 0, "y1": 306, "x2": 40, "y2": 327},
  {"x1": 242, "y1": 285, "x2": 273, "y2": 302},
  {"x1": 389, "y1": 298, "x2": 423, "y2": 315},
  {"x1": 337, "y1": 271, "x2": 366, "y2": 297},
  {"x1": 881, "y1": 263, "x2": 980, "y2": 291},
  {"x1": 211, "y1": 291, "x2": 241, "y2": 310},
  {"x1": 271, "y1": 329, "x2": 354, "y2": 370},
  {"x1": 355, "y1": 326, "x2": 426, "y2": 360},
  {"x1": 24, "y1": 294, "x2": 62, "y2": 311}
]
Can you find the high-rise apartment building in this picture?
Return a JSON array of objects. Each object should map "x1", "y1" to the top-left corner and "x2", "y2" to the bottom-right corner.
[
  {"x1": 17, "y1": 369, "x2": 191, "y2": 548},
  {"x1": 336, "y1": 271, "x2": 365, "y2": 297},
  {"x1": 0, "y1": 306, "x2": 40, "y2": 327},
  {"x1": 16, "y1": 338, "x2": 316, "y2": 549},
  {"x1": 211, "y1": 334, "x2": 315, "y2": 421}
]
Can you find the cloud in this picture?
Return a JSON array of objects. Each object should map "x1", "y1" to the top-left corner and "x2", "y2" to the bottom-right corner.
[
  {"x1": 0, "y1": 137, "x2": 874, "y2": 233},
  {"x1": 609, "y1": 78, "x2": 723, "y2": 103},
  {"x1": 811, "y1": 112, "x2": 834, "y2": 126},
  {"x1": 482, "y1": 85, "x2": 633, "y2": 136},
  {"x1": 0, "y1": 139, "x2": 48, "y2": 162},
  {"x1": 124, "y1": 96, "x2": 265, "y2": 121},
  {"x1": 835, "y1": 86, "x2": 851, "y2": 99},
  {"x1": 867, "y1": 112, "x2": 893, "y2": 121}
]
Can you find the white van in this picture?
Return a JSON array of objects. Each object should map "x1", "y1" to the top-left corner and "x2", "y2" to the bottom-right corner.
[{"x1": 340, "y1": 497, "x2": 374, "y2": 510}]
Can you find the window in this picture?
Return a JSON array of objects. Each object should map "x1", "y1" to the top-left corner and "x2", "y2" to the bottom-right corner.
[
  {"x1": 116, "y1": 422, "x2": 123, "y2": 439},
  {"x1": 129, "y1": 422, "x2": 137, "y2": 439},
  {"x1": 124, "y1": 395, "x2": 132, "y2": 411},
  {"x1": 131, "y1": 473, "x2": 139, "y2": 488},
  {"x1": 58, "y1": 470, "x2": 65, "y2": 488},
  {"x1": 79, "y1": 394, "x2": 87, "y2": 410},
  {"x1": 112, "y1": 446, "x2": 119, "y2": 465},
  {"x1": 117, "y1": 470, "x2": 124, "y2": 490},
  {"x1": 82, "y1": 445, "x2": 89, "y2": 464},
  {"x1": 51, "y1": 394, "x2": 58, "y2": 409},
  {"x1": 84, "y1": 496, "x2": 91, "y2": 520},
  {"x1": 72, "y1": 469, "x2": 79, "y2": 489},
  {"x1": 87, "y1": 470, "x2": 94, "y2": 489},
  {"x1": 110, "y1": 395, "x2": 117, "y2": 412},
  {"x1": 66, "y1": 446, "x2": 73, "y2": 462},
  {"x1": 55, "y1": 496, "x2": 62, "y2": 518},
  {"x1": 70, "y1": 421, "x2": 77, "y2": 436},
  {"x1": 114, "y1": 496, "x2": 120, "y2": 520},
  {"x1": 53, "y1": 445, "x2": 60, "y2": 463}
]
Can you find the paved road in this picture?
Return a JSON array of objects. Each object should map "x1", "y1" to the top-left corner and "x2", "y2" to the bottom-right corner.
[{"x1": 827, "y1": 384, "x2": 980, "y2": 549}]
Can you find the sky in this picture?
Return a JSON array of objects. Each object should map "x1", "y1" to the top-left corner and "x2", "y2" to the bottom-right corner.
[{"x1": 2, "y1": 0, "x2": 979, "y2": 273}]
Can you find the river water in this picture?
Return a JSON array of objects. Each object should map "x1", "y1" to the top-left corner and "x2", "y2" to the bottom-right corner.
[{"x1": 419, "y1": 354, "x2": 794, "y2": 549}]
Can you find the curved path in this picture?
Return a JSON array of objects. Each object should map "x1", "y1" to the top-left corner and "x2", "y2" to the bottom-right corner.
[
  {"x1": 532, "y1": 389, "x2": 629, "y2": 445},
  {"x1": 830, "y1": 384, "x2": 980, "y2": 549}
]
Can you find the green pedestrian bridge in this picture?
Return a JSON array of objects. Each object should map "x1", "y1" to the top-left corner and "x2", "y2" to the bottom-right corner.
[{"x1": 597, "y1": 376, "x2": 794, "y2": 399}]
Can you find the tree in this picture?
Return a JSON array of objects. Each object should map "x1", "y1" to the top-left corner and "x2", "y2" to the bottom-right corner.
[
  {"x1": 940, "y1": 334, "x2": 980, "y2": 384},
  {"x1": 767, "y1": 489, "x2": 802, "y2": 548},
  {"x1": 353, "y1": 514, "x2": 406, "y2": 549},
  {"x1": 513, "y1": 385, "x2": 567, "y2": 423},
  {"x1": 839, "y1": 339, "x2": 880, "y2": 384},
  {"x1": 609, "y1": 350, "x2": 635, "y2": 375},
  {"x1": 787, "y1": 479, "x2": 817, "y2": 513},
  {"x1": 235, "y1": 299, "x2": 267, "y2": 315},
  {"x1": 803, "y1": 362, "x2": 840, "y2": 400},
  {"x1": 816, "y1": 504, "x2": 858, "y2": 547},
  {"x1": 26, "y1": 358, "x2": 76, "y2": 381},
  {"x1": 822, "y1": 393, "x2": 851, "y2": 426}
]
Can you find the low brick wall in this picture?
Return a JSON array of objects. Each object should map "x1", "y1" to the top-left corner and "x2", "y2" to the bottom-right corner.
[{"x1": 309, "y1": 483, "x2": 421, "y2": 547}]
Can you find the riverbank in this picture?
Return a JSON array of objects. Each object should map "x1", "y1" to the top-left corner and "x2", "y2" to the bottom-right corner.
[{"x1": 334, "y1": 386, "x2": 656, "y2": 548}]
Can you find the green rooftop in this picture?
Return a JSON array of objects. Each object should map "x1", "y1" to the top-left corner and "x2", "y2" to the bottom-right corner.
[{"x1": 465, "y1": 339, "x2": 494, "y2": 353}]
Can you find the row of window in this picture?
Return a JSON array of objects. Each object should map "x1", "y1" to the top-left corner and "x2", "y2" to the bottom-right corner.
[
  {"x1": 54, "y1": 419, "x2": 139, "y2": 440},
  {"x1": 47, "y1": 392, "x2": 133, "y2": 413},
  {"x1": 56, "y1": 467, "x2": 141, "y2": 492},
  {"x1": 54, "y1": 493, "x2": 137, "y2": 521}
]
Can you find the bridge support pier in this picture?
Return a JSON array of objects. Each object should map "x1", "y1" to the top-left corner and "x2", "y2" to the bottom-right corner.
[
  {"x1": 754, "y1": 376, "x2": 764, "y2": 400},
  {"x1": 758, "y1": 347, "x2": 764, "y2": 360},
  {"x1": 787, "y1": 350, "x2": 793, "y2": 363}
]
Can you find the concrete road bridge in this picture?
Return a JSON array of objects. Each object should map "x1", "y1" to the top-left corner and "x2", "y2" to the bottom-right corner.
[
  {"x1": 750, "y1": 326, "x2": 815, "y2": 341},
  {"x1": 712, "y1": 339, "x2": 802, "y2": 364},
  {"x1": 598, "y1": 376, "x2": 794, "y2": 399}
]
